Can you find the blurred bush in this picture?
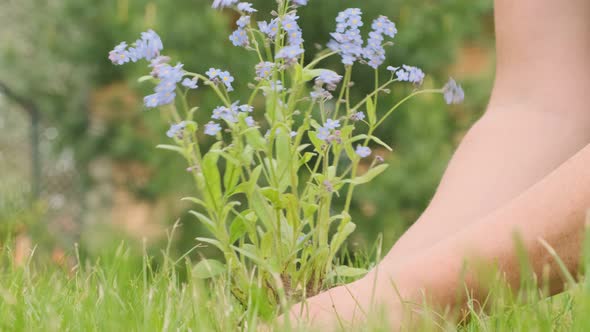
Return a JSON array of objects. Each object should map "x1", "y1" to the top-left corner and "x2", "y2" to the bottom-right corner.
[{"x1": 0, "y1": 0, "x2": 495, "y2": 255}]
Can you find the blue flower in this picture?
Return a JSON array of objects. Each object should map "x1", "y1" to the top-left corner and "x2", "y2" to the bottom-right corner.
[
  {"x1": 263, "y1": 80, "x2": 284, "y2": 96},
  {"x1": 138, "y1": 30, "x2": 164, "y2": 60},
  {"x1": 316, "y1": 127, "x2": 330, "y2": 141},
  {"x1": 350, "y1": 111, "x2": 365, "y2": 121},
  {"x1": 287, "y1": 30, "x2": 304, "y2": 47},
  {"x1": 255, "y1": 62, "x2": 274, "y2": 79},
  {"x1": 310, "y1": 87, "x2": 333, "y2": 100},
  {"x1": 144, "y1": 94, "x2": 160, "y2": 108},
  {"x1": 292, "y1": 0, "x2": 308, "y2": 6},
  {"x1": 212, "y1": 0, "x2": 238, "y2": 9},
  {"x1": 230, "y1": 28, "x2": 249, "y2": 47},
  {"x1": 158, "y1": 91, "x2": 176, "y2": 105},
  {"x1": 206, "y1": 68, "x2": 221, "y2": 79},
  {"x1": 443, "y1": 78, "x2": 465, "y2": 104},
  {"x1": 211, "y1": 106, "x2": 227, "y2": 120},
  {"x1": 154, "y1": 63, "x2": 184, "y2": 82},
  {"x1": 237, "y1": 2, "x2": 257, "y2": 12},
  {"x1": 212, "y1": 104, "x2": 239, "y2": 123},
  {"x1": 355, "y1": 145, "x2": 371, "y2": 158},
  {"x1": 275, "y1": 45, "x2": 304, "y2": 61},
  {"x1": 166, "y1": 122, "x2": 186, "y2": 138},
  {"x1": 245, "y1": 116, "x2": 255, "y2": 127},
  {"x1": 239, "y1": 104, "x2": 254, "y2": 112},
  {"x1": 237, "y1": 16, "x2": 250, "y2": 28},
  {"x1": 281, "y1": 14, "x2": 300, "y2": 33},
  {"x1": 149, "y1": 55, "x2": 171, "y2": 68},
  {"x1": 182, "y1": 78, "x2": 199, "y2": 89},
  {"x1": 258, "y1": 19, "x2": 279, "y2": 38},
  {"x1": 144, "y1": 91, "x2": 176, "y2": 108},
  {"x1": 315, "y1": 70, "x2": 343, "y2": 91},
  {"x1": 219, "y1": 71, "x2": 235, "y2": 91},
  {"x1": 204, "y1": 122, "x2": 222, "y2": 136},
  {"x1": 155, "y1": 79, "x2": 177, "y2": 93},
  {"x1": 324, "y1": 119, "x2": 341, "y2": 130},
  {"x1": 108, "y1": 42, "x2": 130, "y2": 65}
]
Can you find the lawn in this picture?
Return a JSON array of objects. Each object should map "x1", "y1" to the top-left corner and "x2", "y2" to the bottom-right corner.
[{"x1": 2, "y1": 235, "x2": 589, "y2": 332}]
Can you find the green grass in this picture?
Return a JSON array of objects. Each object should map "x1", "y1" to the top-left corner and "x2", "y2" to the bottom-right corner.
[{"x1": 2, "y1": 235, "x2": 590, "y2": 332}]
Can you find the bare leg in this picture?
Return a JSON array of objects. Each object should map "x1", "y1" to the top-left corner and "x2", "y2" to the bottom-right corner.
[
  {"x1": 281, "y1": 0, "x2": 590, "y2": 328},
  {"x1": 295, "y1": 140, "x2": 590, "y2": 329},
  {"x1": 387, "y1": 0, "x2": 590, "y2": 261}
]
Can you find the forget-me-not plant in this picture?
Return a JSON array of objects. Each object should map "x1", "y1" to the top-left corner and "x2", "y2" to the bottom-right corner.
[{"x1": 109, "y1": 0, "x2": 464, "y2": 318}]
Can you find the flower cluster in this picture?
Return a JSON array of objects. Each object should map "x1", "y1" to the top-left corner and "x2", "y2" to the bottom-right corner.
[
  {"x1": 275, "y1": 14, "x2": 305, "y2": 62},
  {"x1": 292, "y1": 0, "x2": 308, "y2": 6},
  {"x1": 328, "y1": 10, "x2": 398, "y2": 69},
  {"x1": 108, "y1": 30, "x2": 203, "y2": 108},
  {"x1": 109, "y1": 30, "x2": 163, "y2": 65},
  {"x1": 144, "y1": 62, "x2": 185, "y2": 107},
  {"x1": 255, "y1": 61, "x2": 274, "y2": 80},
  {"x1": 109, "y1": 1, "x2": 466, "y2": 312},
  {"x1": 363, "y1": 16, "x2": 397, "y2": 68},
  {"x1": 212, "y1": 0, "x2": 238, "y2": 9},
  {"x1": 167, "y1": 121, "x2": 187, "y2": 139},
  {"x1": 237, "y1": 2, "x2": 256, "y2": 13},
  {"x1": 310, "y1": 70, "x2": 343, "y2": 100},
  {"x1": 206, "y1": 68, "x2": 235, "y2": 91},
  {"x1": 212, "y1": 102, "x2": 253, "y2": 124},
  {"x1": 316, "y1": 118, "x2": 341, "y2": 143},
  {"x1": 387, "y1": 65, "x2": 426, "y2": 84},
  {"x1": 328, "y1": 8, "x2": 364, "y2": 65},
  {"x1": 230, "y1": 15, "x2": 251, "y2": 47}
]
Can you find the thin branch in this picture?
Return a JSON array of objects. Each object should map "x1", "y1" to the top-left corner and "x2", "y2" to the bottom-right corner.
[{"x1": 0, "y1": 80, "x2": 38, "y2": 116}]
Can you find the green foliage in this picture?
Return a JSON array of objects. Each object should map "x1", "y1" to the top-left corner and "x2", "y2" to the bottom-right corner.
[
  {"x1": 0, "y1": 238, "x2": 590, "y2": 331},
  {"x1": 1, "y1": 0, "x2": 495, "y2": 272}
]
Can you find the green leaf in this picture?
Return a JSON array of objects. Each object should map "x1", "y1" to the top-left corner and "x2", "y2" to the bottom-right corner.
[
  {"x1": 196, "y1": 237, "x2": 225, "y2": 252},
  {"x1": 156, "y1": 144, "x2": 185, "y2": 156},
  {"x1": 366, "y1": 97, "x2": 376, "y2": 126},
  {"x1": 202, "y1": 151, "x2": 223, "y2": 207},
  {"x1": 244, "y1": 127, "x2": 266, "y2": 150},
  {"x1": 332, "y1": 265, "x2": 368, "y2": 278},
  {"x1": 250, "y1": 187, "x2": 276, "y2": 231},
  {"x1": 329, "y1": 217, "x2": 355, "y2": 258},
  {"x1": 229, "y1": 214, "x2": 248, "y2": 243},
  {"x1": 231, "y1": 244, "x2": 269, "y2": 269},
  {"x1": 137, "y1": 75, "x2": 153, "y2": 83},
  {"x1": 192, "y1": 259, "x2": 226, "y2": 279},
  {"x1": 346, "y1": 164, "x2": 389, "y2": 185},
  {"x1": 344, "y1": 142, "x2": 356, "y2": 161},
  {"x1": 224, "y1": 158, "x2": 241, "y2": 194},
  {"x1": 298, "y1": 152, "x2": 316, "y2": 169},
  {"x1": 370, "y1": 135, "x2": 393, "y2": 151},
  {"x1": 181, "y1": 197, "x2": 207, "y2": 209},
  {"x1": 275, "y1": 128, "x2": 292, "y2": 193},
  {"x1": 302, "y1": 68, "x2": 324, "y2": 82},
  {"x1": 189, "y1": 211, "x2": 216, "y2": 233}
]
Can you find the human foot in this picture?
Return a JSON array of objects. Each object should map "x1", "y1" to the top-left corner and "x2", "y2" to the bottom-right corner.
[{"x1": 279, "y1": 270, "x2": 405, "y2": 330}]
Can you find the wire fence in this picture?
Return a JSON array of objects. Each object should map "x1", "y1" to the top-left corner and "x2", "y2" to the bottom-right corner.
[{"x1": 0, "y1": 91, "x2": 83, "y2": 243}]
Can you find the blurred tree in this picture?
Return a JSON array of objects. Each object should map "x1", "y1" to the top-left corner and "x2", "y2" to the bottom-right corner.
[{"x1": 0, "y1": 0, "x2": 495, "y2": 255}]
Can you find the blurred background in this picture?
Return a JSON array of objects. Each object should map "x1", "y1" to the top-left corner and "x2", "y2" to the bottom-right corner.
[{"x1": 0, "y1": 0, "x2": 494, "y2": 266}]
